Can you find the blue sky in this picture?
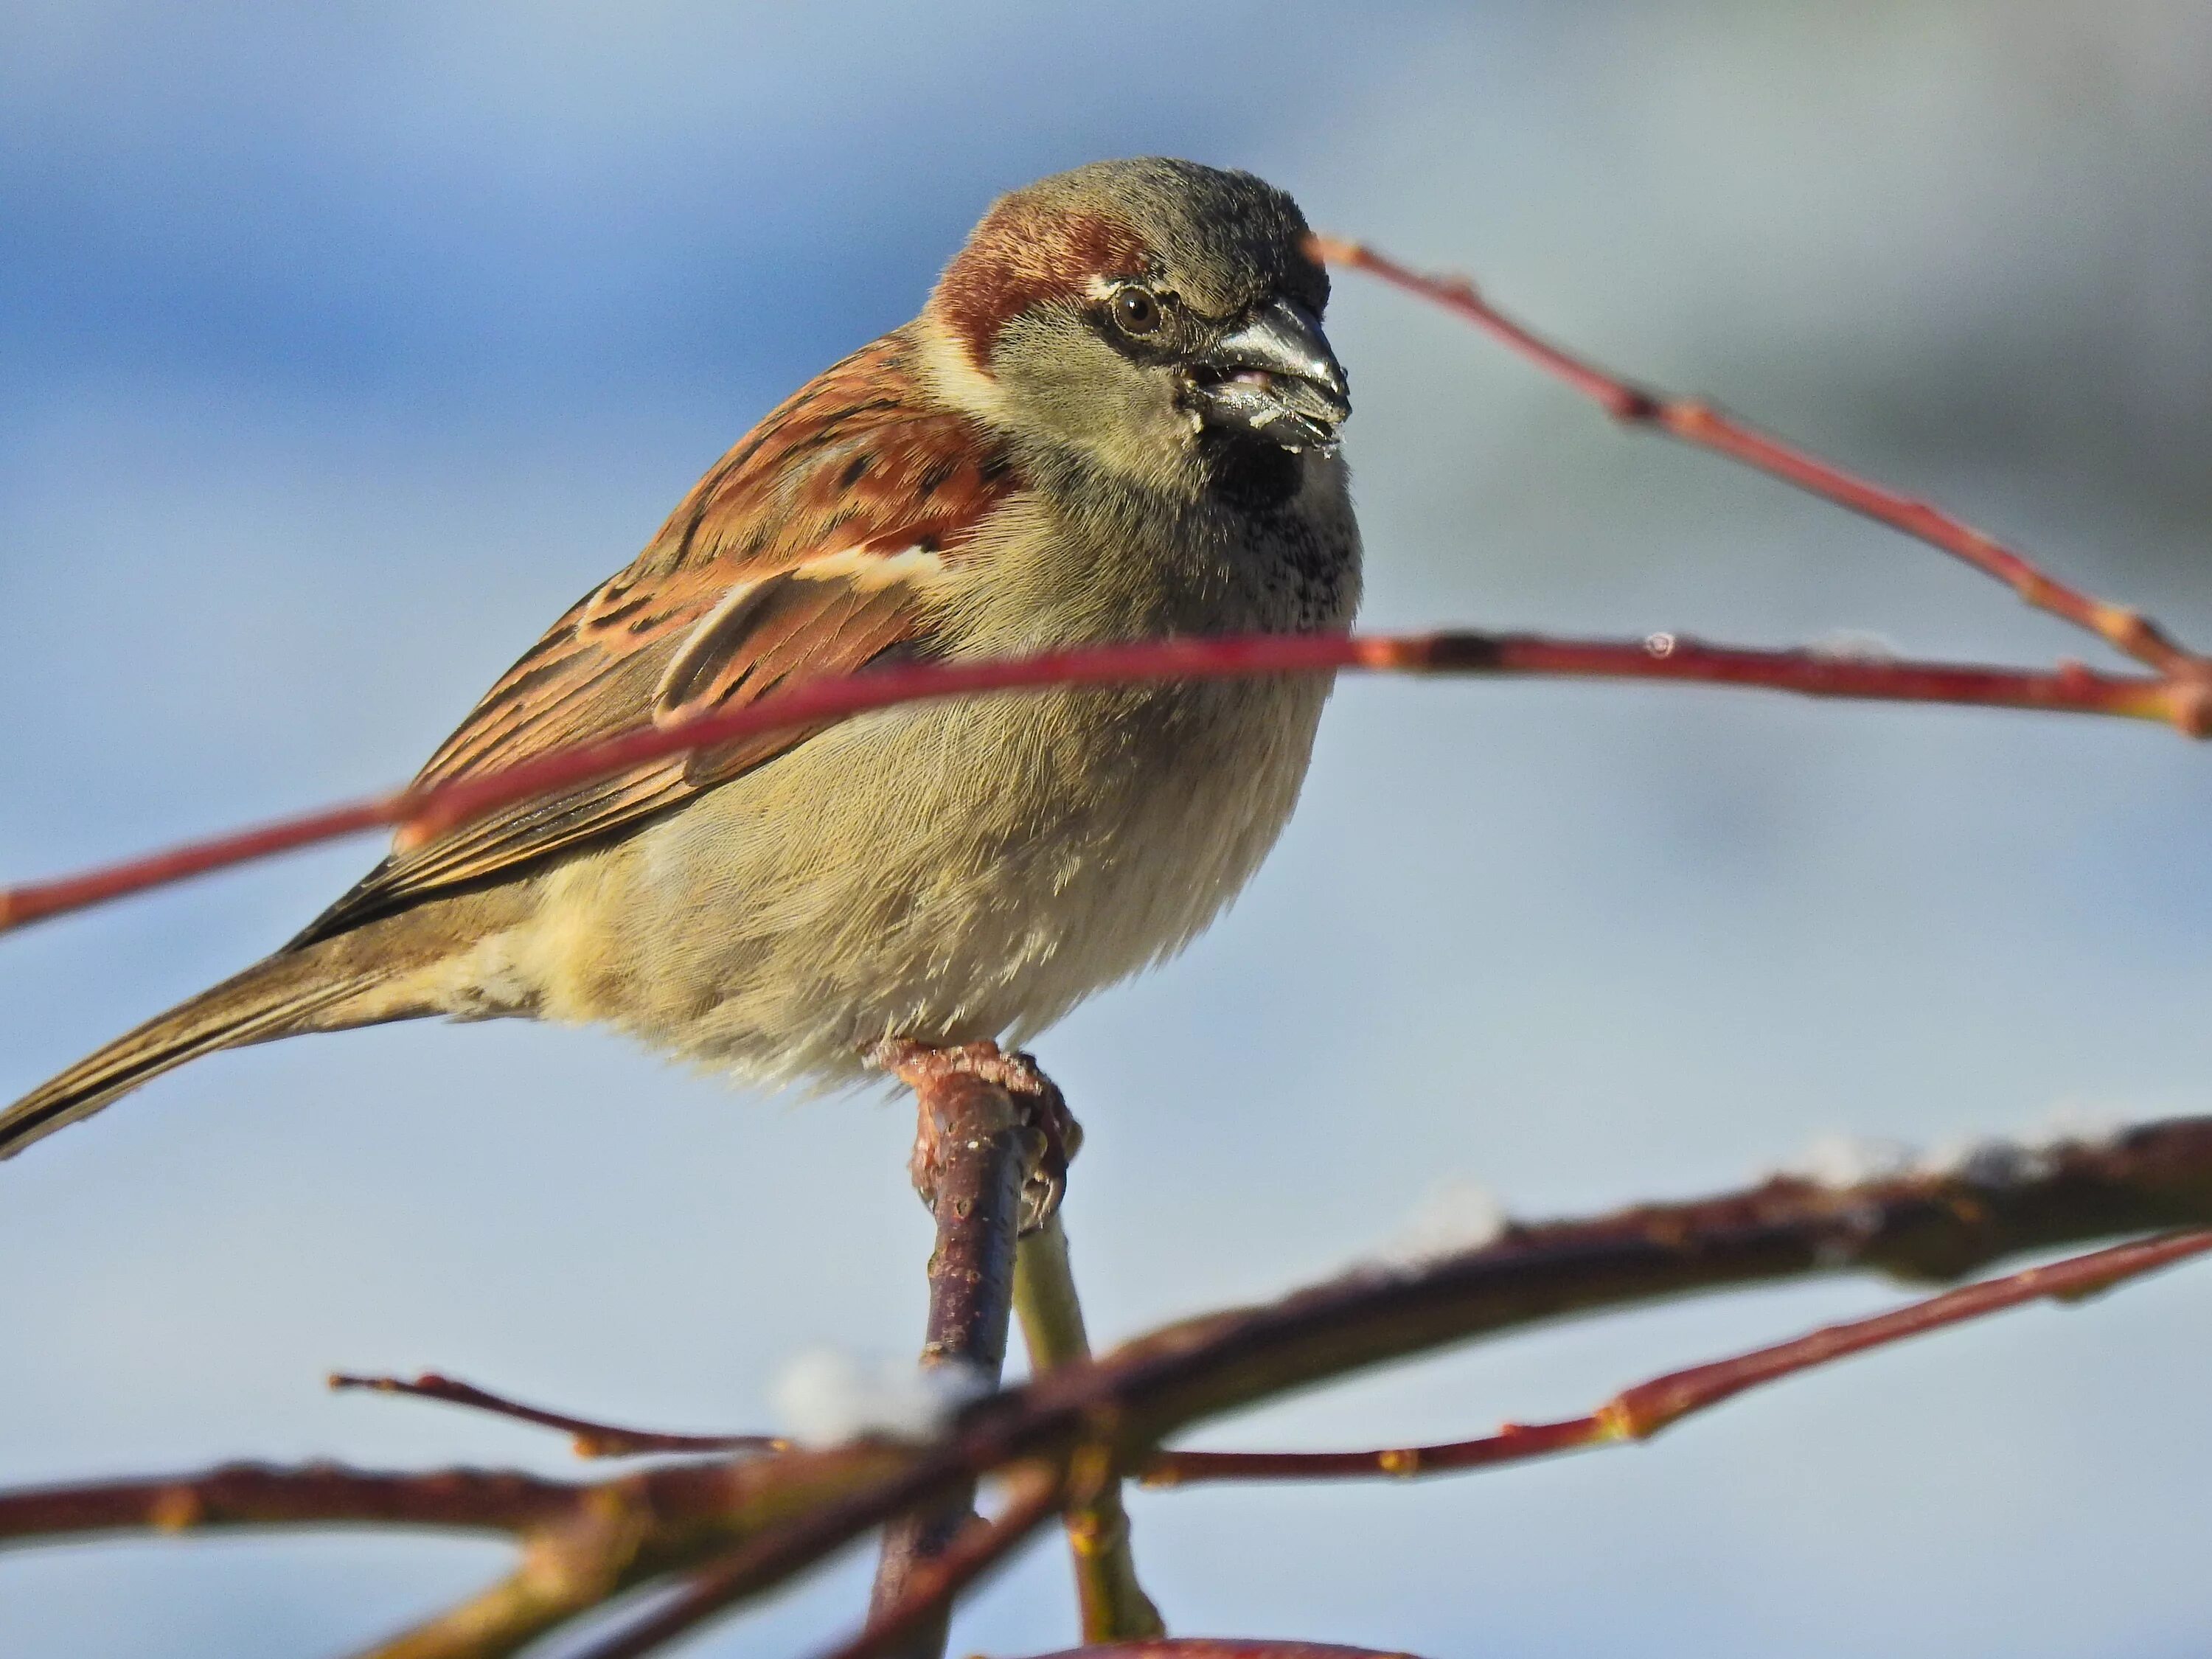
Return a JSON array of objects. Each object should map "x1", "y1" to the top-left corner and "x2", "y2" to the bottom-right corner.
[{"x1": 4, "y1": 4, "x2": 2211, "y2": 1655}]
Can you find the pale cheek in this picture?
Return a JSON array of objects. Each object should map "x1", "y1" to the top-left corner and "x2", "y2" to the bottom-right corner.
[
  {"x1": 1124, "y1": 372, "x2": 1200, "y2": 447},
  {"x1": 1072, "y1": 370, "x2": 1200, "y2": 483},
  {"x1": 990, "y1": 321, "x2": 1196, "y2": 478}
]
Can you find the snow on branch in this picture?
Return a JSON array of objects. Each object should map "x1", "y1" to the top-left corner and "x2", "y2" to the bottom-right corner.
[{"x1": 5, "y1": 1112, "x2": 2206, "y2": 1656}]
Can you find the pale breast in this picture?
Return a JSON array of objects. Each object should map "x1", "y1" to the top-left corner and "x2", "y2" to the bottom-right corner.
[{"x1": 499, "y1": 452, "x2": 1360, "y2": 1085}]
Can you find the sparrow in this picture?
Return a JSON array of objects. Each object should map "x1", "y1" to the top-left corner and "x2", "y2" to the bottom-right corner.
[{"x1": 1, "y1": 157, "x2": 1360, "y2": 1161}]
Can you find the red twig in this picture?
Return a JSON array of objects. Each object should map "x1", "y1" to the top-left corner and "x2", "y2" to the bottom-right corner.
[
  {"x1": 1311, "y1": 232, "x2": 2212, "y2": 686},
  {"x1": 0, "y1": 1461, "x2": 581, "y2": 1540},
  {"x1": 818, "y1": 1463, "x2": 1066, "y2": 1659},
  {"x1": 0, "y1": 630, "x2": 2188, "y2": 937},
  {"x1": 1147, "y1": 1229, "x2": 2212, "y2": 1486},
  {"x1": 329, "y1": 1371, "x2": 784, "y2": 1459}
]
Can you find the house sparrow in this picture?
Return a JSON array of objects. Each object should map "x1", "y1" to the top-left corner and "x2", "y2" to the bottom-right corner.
[{"x1": 1, "y1": 157, "x2": 1359, "y2": 1161}]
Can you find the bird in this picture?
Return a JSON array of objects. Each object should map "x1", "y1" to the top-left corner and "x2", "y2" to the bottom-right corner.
[{"x1": 0, "y1": 156, "x2": 1360, "y2": 1162}]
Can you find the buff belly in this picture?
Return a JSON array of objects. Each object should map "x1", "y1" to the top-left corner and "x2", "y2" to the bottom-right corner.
[{"x1": 446, "y1": 672, "x2": 1333, "y2": 1086}]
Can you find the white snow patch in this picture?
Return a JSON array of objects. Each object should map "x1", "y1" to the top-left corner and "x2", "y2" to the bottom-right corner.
[
  {"x1": 771, "y1": 1349, "x2": 990, "y2": 1447},
  {"x1": 1786, "y1": 1106, "x2": 2126, "y2": 1191},
  {"x1": 1808, "y1": 629, "x2": 1902, "y2": 661},
  {"x1": 1787, "y1": 1133, "x2": 1919, "y2": 1189},
  {"x1": 1371, "y1": 1175, "x2": 1512, "y2": 1268},
  {"x1": 2023, "y1": 1100, "x2": 2129, "y2": 1150}
]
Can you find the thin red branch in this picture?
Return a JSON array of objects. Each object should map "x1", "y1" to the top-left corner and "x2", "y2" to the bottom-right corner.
[
  {"x1": 1, "y1": 630, "x2": 2187, "y2": 937},
  {"x1": 0, "y1": 1461, "x2": 580, "y2": 1541},
  {"x1": 1311, "y1": 232, "x2": 2212, "y2": 687},
  {"x1": 820, "y1": 1463, "x2": 1066, "y2": 1659},
  {"x1": 1147, "y1": 1230, "x2": 2212, "y2": 1486},
  {"x1": 330, "y1": 1371, "x2": 785, "y2": 1459}
]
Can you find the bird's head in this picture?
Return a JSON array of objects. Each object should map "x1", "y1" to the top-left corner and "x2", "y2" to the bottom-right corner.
[{"x1": 920, "y1": 158, "x2": 1349, "y2": 491}]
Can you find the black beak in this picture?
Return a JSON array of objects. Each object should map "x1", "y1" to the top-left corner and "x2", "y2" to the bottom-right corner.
[{"x1": 1184, "y1": 297, "x2": 1351, "y2": 453}]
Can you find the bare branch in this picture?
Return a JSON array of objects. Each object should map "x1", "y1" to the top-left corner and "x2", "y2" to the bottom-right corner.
[
  {"x1": 1, "y1": 630, "x2": 2188, "y2": 936},
  {"x1": 823, "y1": 1461, "x2": 1065, "y2": 1659},
  {"x1": 0, "y1": 1463, "x2": 580, "y2": 1545},
  {"x1": 351, "y1": 1502, "x2": 635, "y2": 1659},
  {"x1": 330, "y1": 1371, "x2": 783, "y2": 1459},
  {"x1": 1147, "y1": 1230, "x2": 2212, "y2": 1485},
  {"x1": 1311, "y1": 233, "x2": 2212, "y2": 690},
  {"x1": 554, "y1": 1466, "x2": 956, "y2": 1659},
  {"x1": 1016, "y1": 1216, "x2": 1166, "y2": 1643},
  {"x1": 9, "y1": 1115, "x2": 2207, "y2": 1655},
  {"x1": 554, "y1": 1114, "x2": 2212, "y2": 1657},
  {"x1": 349, "y1": 1443, "x2": 917, "y2": 1659}
]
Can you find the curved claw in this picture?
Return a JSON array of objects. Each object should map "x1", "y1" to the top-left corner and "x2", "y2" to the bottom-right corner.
[{"x1": 866, "y1": 1038, "x2": 1082, "y2": 1234}]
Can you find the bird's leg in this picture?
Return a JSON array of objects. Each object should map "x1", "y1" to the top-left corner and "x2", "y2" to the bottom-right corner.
[
  {"x1": 868, "y1": 1041, "x2": 1160, "y2": 1640},
  {"x1": 867, "y1": 1037, "x2": 1082, "y2": 1234},
  {"x1": 861, "y1": 1038, "x2": 1080, "y2": 1656}
]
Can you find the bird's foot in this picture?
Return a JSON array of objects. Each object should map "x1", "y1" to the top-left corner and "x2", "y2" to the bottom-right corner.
[{"x1": 866, "y1": 1038, "x2": 1082, "y2": 1232}]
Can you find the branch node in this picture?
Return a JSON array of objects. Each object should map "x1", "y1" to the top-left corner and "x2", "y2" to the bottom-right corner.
[
  {"x1": 1611, "y1": 385, "x2": 1666, "y2": 425},
  {"x1": 2165, "y1": 672, "x2": 2212, "y2": 740},
  {"x1": 149, "y1": 1486, "x2": 204, "y2": 1532}
]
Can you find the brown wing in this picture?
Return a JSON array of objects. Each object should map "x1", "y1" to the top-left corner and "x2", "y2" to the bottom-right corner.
[{"x1": 288, "y1": 330, "x2": 1019, "y2": 947}]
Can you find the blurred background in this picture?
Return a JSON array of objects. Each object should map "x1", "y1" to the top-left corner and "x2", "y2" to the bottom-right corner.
[{"x1": 4, "y1": 2, "x2": 2211, "y2": 1654}]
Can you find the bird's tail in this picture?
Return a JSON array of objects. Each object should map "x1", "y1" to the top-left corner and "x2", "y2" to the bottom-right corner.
[{"x1": 0, "y1": 944, "x2": 392, "y2": 1161}]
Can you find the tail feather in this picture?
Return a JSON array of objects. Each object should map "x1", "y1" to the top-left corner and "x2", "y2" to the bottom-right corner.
[{"x1": 0, "y1": 950, "x2": 375, "y2": 1161}]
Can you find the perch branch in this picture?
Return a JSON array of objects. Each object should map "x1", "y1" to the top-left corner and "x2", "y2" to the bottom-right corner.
[
  {"x1": 1146, "y1": 1229, "x2": 2212, "y2": 1485},
  {"x1": 866, "y1": 1040, "x2": 1055, "y2": 1659},
  {"x1": 1312, "y1": 232, "x2": 2212, "y2": 689},
  {"x1": 0, "y1": 631, "x2": 2191, "y2": 936}
]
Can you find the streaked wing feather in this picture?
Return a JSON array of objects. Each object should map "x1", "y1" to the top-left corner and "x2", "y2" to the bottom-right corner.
[{"x1": 288, "y1": 331, "x2": 1015, "y2": 948}]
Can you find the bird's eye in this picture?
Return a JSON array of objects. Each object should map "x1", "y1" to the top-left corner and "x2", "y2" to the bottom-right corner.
[{"x1": 1110, "y1": 285, "x2": 1165, "y2": 337}]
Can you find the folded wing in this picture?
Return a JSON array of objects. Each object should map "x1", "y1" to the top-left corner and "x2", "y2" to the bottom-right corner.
[{"x1": 288, "y1": 332, "x2": 1018, "y2": 948}]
